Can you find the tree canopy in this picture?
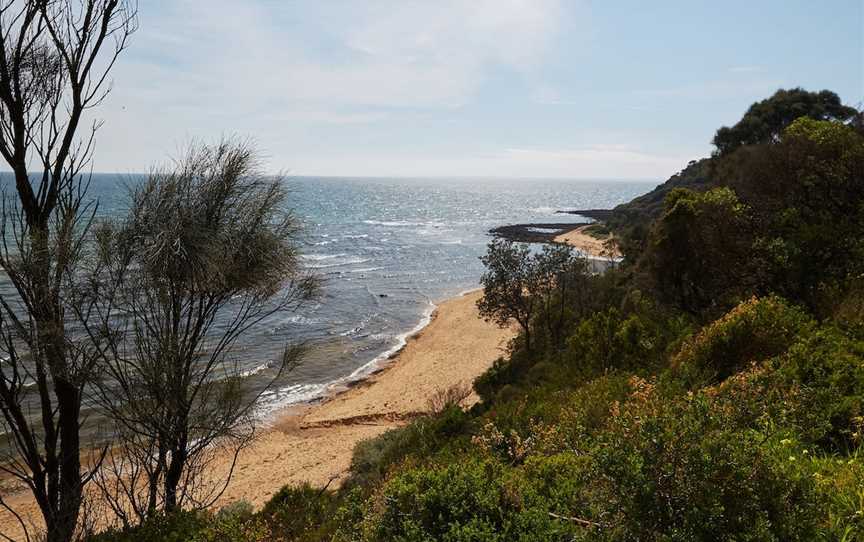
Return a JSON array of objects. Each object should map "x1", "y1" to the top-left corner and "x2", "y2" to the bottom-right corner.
[{"x1": 712, "y1": 88, "x2": 856, "y2": 156}]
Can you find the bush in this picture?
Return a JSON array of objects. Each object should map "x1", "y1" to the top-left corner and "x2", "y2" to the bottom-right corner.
[
  {"x1": 88, "y1": 510, "x2": 209, "y2": 542},
  {"x1": 254, "y1": 483, "x2": 339, "y2": 541},
  {"x1": 354, "y1": 457, "x2": 572, "y2": 542},
  {"x1": 565, "y1": 303, "x2": 687, "y2": 377},
  {"x1": 672, "y1": 296, "x2": 812, "y2": 386},
  {"x1": 774, "y1": 326, "x2": 864, "y2": 450},
  {"x1": 345, "y1": 405, "x2": 470, "y2": 489},
  {"x1": 585, "y1": 380, "x2": 823, "y2": 541}
]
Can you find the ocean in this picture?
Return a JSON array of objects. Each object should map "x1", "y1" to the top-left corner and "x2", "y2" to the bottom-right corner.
[
  {"x1": 2, "y1": 175, "x2": 655, "y2": 432},
  {"x1": 230, "y1": 176, "x2": 653, "y2": 418}
]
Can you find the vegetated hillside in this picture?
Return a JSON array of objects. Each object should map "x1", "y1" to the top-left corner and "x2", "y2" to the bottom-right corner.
[
  {"x1": 605, "y1": 157, "x2": 714, "y2": 230},
  {"x1": 91, "y1": 89, "x2": 864, "y2": 542}
]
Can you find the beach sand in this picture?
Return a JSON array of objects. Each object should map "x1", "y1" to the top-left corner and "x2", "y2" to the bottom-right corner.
[
  {"x1": 554, "y1": 224, "x2": 621, "y2": 259},
  {"x1": 0, "y1": 289, "x2": 514, "y2": 538}
]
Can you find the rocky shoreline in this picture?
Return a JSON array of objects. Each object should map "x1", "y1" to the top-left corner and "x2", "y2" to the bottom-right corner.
[{"x1": 489, "y1": 222, "x2": 590, "y2": 243}]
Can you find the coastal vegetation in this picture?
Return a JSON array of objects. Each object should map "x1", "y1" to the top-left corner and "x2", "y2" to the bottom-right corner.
[
  {"x1": 0, "y1": 4, "x2": 858, "y2": 538},
  {"x1": 82, "y1": 89, "x2": 864, "y2": 541}
]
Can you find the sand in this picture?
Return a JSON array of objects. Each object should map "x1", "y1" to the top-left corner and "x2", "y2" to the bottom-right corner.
[
  {"x1": 554, "y1": 224, "x2": 621, "y2": 259},
  {"x1": 0, "y1": 289, "x2": 514, "y2": 538}
]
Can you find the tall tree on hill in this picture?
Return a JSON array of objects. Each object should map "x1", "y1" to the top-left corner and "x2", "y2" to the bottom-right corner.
[
  {"x1": 712, "y1": 88, "x2": 856, "y2": 156},
  {"x1": 0, "y1": 2, "x2": 136, "y2": 541}
]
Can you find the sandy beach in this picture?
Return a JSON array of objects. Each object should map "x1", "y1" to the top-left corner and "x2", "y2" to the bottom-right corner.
[
  {"x1": 554, "y1": 224, "x2": 621, "y2": 259},
  {"x1": 0, "y1": 289, "x2": 514, "y2": 538}
]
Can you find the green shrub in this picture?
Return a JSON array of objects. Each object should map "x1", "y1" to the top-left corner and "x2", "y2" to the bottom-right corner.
[
  {"x1": 355, "y1": 457, "x2": 572, "y2": 542},
  {"x1": 672, "y1": 295, "x2": 812, "y2": 386},
  {"x1": 88, "y1": 510, "x2": 209, "y2": 542},
  {"x1": 254, "y1": 483, "x2": 339, "y2": 541},
  {"x1": 775, "y1": 326, "x2": 864, "y2": 450},
  {"x1": 565, "y1": 305, "x2": 682, "y2": 377},
  {"x1": 586, "y1": 382, "x2": 823, "y2": 541},
  {"x1": 346, "y1": 405, "x2": 470, "y2": 488}
]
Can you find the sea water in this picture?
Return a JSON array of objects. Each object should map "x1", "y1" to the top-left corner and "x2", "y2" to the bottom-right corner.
[{"x1": 1, "y1": 175, "x2": 655, "y2": 427}]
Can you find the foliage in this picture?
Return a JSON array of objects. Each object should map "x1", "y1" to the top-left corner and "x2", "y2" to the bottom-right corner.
[
  {"x1": 641, "y1": 187, "x2": 757, "y2": 316},
  {"x1": 719, "y1": 118, "x2": 864, "y2": 311},
  {"x1": 89, "y1": 141, "x2": 320, "y2": 520},
  {"x1": 671, "y1": 296, "x2": 812, "y2": 386},
  {"x1": 478, "y1": 239, "x2": 591, "y2": 350},
  {"x1": 712, "y1": 87, "x2": 856, "y2": 155},
  {"x1": 586, "y1": 380, "x2": 823, "y2": 541},
  {"x1": 348, "y1": 457, "x2": 573, "y2": 542},
  {"x1": 88, "y1": 510, "x2": 210, "y2": 542},
  {"x1": 774, "y1": 326, "x2": 864, "y2": 450},
  {"x1": 346, "y1": 406, "x2": 471, "y2": 489}
]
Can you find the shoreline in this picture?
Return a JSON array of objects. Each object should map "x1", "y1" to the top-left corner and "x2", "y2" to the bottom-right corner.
[
  {"x1": 213, "y1": 288, "x2": 514, "y2": 507},
  {"x1": 0, "y1": 289, "x2": 514, "y2": 537},
  {"x1": 553, "y1": 224, "x2": 622, "y2": 260}
]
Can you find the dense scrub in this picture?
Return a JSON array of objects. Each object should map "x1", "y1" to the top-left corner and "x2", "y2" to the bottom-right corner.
[{"x1": 91, "y1": 92, "x2": 864, "y2": 541}]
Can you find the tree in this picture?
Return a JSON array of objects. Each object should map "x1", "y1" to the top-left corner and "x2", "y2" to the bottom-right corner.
[
  {"x1": 83, "y1": 141, "x2": 320, "y2": 525},
  {"x1": 478, "y1": 239, "x2": 536, "y2": 350},
  {"x1": 712, "y1": 88, "x2": 856, "y2": 156},
  {"x1": 478, "y1": 239, "x2": 590, "y2": 351},
  {"x1": 718, "y1": 117, "x2": 864, "y2": 311},
  {"x1": 0, "y1": 2, "x2": 136, "y2": 541},
  {"x1": 531, "y1": 243, "x2": 591, "y2": 349},
  {"x1": 641, "y1": 187, "x2": 757, "y2": 317}
]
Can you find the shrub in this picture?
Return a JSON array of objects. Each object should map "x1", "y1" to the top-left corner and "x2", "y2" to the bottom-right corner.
[
  {"x1": 356, "y1": 457, "x2": 571, "y2": 542},
  {"x1": 774, "y1": 326, "x2": 864, "y2": 450},
  {"x1": 88, "y1": 510, "x2": 209, "y2": 542},
  {"x1": 255, "y1": 483, "x2": 339, "y2": 541},
  {"x1": 345, "y1": 405, "x2": 470, "y2": 489},
  {"x1": 672, "y1": 296, "x2": 812, "y2": 386},
  {"x1": 586, "y1": 381, "x2": 824, "y2": 541}
]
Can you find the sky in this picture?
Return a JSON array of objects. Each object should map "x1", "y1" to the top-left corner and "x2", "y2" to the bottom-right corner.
[{"x1": 86, "y1": 0, "x2": 863, "y2": 180}]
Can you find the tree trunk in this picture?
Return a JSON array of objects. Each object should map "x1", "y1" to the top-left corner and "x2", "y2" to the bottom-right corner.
[{"x1": 32, "y1": 227, "x2": 83, "y2": 542}]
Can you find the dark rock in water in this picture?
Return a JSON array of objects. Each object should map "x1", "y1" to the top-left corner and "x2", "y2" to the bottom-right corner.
[
  {"x1": 379, "y1": 294, "x2": 388, "y2": 298},
  {"x1": 556, "y1": 209, "x2": 615, "y2": 221},
  {"x1": 489, "y1": 222, "x2": 589, "y2": 244}
]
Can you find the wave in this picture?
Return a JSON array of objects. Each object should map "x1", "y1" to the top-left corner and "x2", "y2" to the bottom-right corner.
[
  {"x1": 349, "y1": 266, "x2": 385, "y2": 274},
  {"x1": 363, "y1": 219, "x2": 447, "y2": 228},
  {"x1": 255, "y1": 382, "x2": 331, "y2": 420},
  {"x1": 344, "y1": 300, "x2": 436, "y2": 382},
  {"x1": 301, "y1": 253, "x2": 347, "y2": 261},
  {"x1": 240, "y1": 361, "x2": 273, "y2": 378},
  {"x1": 531, "y1": 206, "x2": 558, "y2": 214},
  {"x1": 305, "y1": 257, "x2": 371, "y2": 269},
  {"x1": 363, "y1": 220, "x2": 422, "y2": 227}
]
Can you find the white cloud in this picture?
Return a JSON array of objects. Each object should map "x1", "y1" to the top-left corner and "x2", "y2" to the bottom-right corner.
[
  {"x1": 90, "y1": 0, "x2": 570, "y2": 171},
  {"x1": 288, "y1": 144, "x2": 689, "y2": 180}
]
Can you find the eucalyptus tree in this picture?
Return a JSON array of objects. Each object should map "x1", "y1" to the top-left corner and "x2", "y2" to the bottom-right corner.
[
  {"x1": 0, "y1": 2, "x2": 136, "y2": 541},
  {"x1": 85, "y1": 141, "x2": 319, "y2": 525}
]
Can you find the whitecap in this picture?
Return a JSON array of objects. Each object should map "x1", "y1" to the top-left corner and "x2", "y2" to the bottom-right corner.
[
  {"x1": 301, "y1": 253, "x2": 346, "y2": 261},
  {"x1": 306, "y1": 257, "x2": 371, "y2": 269}
]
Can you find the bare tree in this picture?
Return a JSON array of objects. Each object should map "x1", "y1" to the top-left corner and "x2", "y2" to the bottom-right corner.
[
  {"x1": 82, "y1": 141, "x2": 319, "y2": 527},
  {"x1": 0, "y1": 2, "x2": 136, "y2": 541}
]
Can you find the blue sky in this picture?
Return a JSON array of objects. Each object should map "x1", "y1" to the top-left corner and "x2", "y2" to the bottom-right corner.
[{"x1": 91, "y1": 0, "x2": 863, "y2": 180}]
